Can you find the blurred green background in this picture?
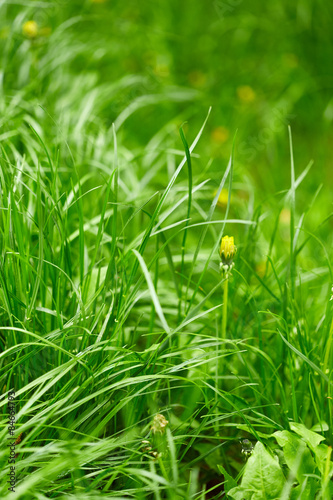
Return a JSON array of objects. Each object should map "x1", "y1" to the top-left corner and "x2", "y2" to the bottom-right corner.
[{"x1": 2, "y1": 0, "x2": 333, "y2": 179}]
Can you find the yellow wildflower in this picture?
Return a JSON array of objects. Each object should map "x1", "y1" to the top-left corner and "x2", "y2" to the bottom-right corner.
[
  {"x1": 211, "y1": 126, "x2": 230, "y2": 144},
  {"x1": 188, "y1": 70, "x2": 207, "y2": 88},
  {"x1": 22, "y1": 21, "x2": 38, "y2": 39},
  {"x1": 219, "y1": 235, "x2": 237, "y2": 267},
  {"x1": 237, "y1": 85, "x2": 256, "y2": 103},
  {"x1": 279, "y1": 208, "x2": 291, "y2": 226},
  {"x1": 255, "y1": 261, "x2": 267, "y2": 278},
  {"x1": 214, "y1": 188, "x2": 229, "y2": 208},
  {"x1": 154, "y1": 63, "x2": 170, "y2": 78}
]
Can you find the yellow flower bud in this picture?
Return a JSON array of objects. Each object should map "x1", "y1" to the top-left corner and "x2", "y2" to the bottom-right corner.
[
  {"x1": 22, "y1": 21, "x2": 38, "y2": 39},
  {"x1": 219, "y1": 235, "x2": 237, "y2": 266}
]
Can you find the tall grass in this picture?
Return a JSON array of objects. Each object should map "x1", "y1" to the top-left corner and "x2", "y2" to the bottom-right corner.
[{"x1": 1, "y1": 2, "x2": 333, "y2": 499}]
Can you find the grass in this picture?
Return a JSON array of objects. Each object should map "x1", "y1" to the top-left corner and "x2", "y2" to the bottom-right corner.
[{"x1": 1, "y1": 1, "x2": 333, "y2": 499}]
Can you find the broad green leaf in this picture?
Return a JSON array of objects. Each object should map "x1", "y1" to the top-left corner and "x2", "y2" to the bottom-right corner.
[
  {"x1": 311, "y1": 422, "x2": 329, "y2": 433},
  {"x1": 290, "y1": 422, "x2": 325, "y2": 449},
  {"x1": 286, "y1": 423, "x2": 331, "y2": 477},
  {"x1": 274, "y1": 430, "x2": 317, "y2": 483},
  {"x1": 312, "y1": 443, "x2": 332, "y2": 476},
  {"x1": 227, "y1": 486, "x2": 249, "y2": 500},
  {"x1": 227, "y1": 442, "x2": 285, "y2": 499}
]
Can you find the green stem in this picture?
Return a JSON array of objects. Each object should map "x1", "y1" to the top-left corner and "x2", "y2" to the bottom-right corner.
[
  {"x1": 323, "y1": 318, "x2": 333, "y2": 376},
  {"x1": 217, "y1": 275, "x2": 229, "y2": 396},
  {"x1": 222, "y1": 277, "x2": 229, "y2": 340}
]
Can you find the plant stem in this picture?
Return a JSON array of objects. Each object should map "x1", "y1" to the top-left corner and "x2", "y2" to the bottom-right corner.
[
  {"x1": 323, "y1": 318, "x2": 333, "y2": 376},
  {"x1": 222, "y1": 276, "x2": 229, "y2": 340},
  {"x1": 217, "y1": 275, "x2": 229, "y2": 394}
]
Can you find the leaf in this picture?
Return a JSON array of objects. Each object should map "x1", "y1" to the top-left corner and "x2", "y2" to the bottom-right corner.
[
  {"x1": 289, "y1": 422, "x2": 330, "y2": 476},
  {"x1": 290, "y1": 422, "x2": 325, "y2": 449},
  {"x1": 217, "y1": 464, "x2": 237, "y2": 493},
  {"x1": 273, "y1": 430, "x2": 317, "y2": 483},
  {"x1": 290, "y1": 478, "x2": 320, "y2": 500},
  {"x1": 227, "y1": 486, "x2": 249, "y2": 500},
  {"x1": 227, "y1": 442, "x2": 285, "y2": 499},
  {"x1": 312, "y1": 443, "x2": 332, "y2": 476},
  {"x1": 132, "y1": 249, "x2": 171, "y2": 333},
  {"x1": 311, "y1": 422, "x2": 329, "y2": 433}
]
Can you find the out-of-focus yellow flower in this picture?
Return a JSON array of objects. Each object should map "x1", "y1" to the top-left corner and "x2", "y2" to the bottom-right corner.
[
  {"x1": 151, "y1": 414, "x2": 168, "y2": 434},
  {"x1": 237, "y1": 85, "x2": 256, "y2": 103},
  {"x1": 214, "y1": 188, "x2": 229, "y2": 208},
  {"x1": 154, "y1": 63, "x2": 170, "y2": 78},
  {"x1": 255, "y1": 261, "x2": 267, "y2": 278},
  {"x1": 279, "y1": 208, "x2": 291, "y2": 226},
  {"x1": 22, "y1": 20, "x2": 38, "y2": 39},
  {"x1": 211, "y1": 126, "x2": 230, "y2": 144},
  {"x1": 188, "y1": 70, "x2": 207, "y2": 88},
  {"x1": 219, "y1": 235, "x2": 237, "y2": 266}
]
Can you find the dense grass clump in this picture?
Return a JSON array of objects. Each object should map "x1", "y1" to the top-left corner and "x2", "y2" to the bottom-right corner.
[{"x1": 1, "y1": 1, "x2": 333, "y2": 499}]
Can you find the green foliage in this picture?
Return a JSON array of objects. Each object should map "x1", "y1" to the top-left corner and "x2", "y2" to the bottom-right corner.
[
  {"x1": 226, "y1": 425, "x2": 333, "y2": 499},
  {"x1": 1, "y1": 0, "x2": 333, "y2": 498},
  {"x1": 228, "y1": 442, "x2": 285, "y2": 499}
]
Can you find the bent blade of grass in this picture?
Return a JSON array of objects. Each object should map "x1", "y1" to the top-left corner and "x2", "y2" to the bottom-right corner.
[
  {"x1": 178, "y1": 126, "x2": 192, "y2": 320},
  {"x1": 132, "y1": 249, "x2": 171, "y2": 334},
  {"x1": 26, "y1": 165, "x2": 43, "y2": 320},
  {"x1": 96, "y1": 292, "x2": 115, "y2": 343},
  {"x1": 0, "y1": 326, "x2": 90, "y2": 374},
  {"x1": 152, "y1": 179, "x2": 209, "y2": 231},
  {"x1": 278, "y1": 330, "x2": 329, "y2": 382},
  {"x1": 186, "y1": 218, "x2": 256, "y2": 228},
  {"x1": 288, "y1": 125, "x2": 296, "y2": 297},
  {"x1": 126, "y1": 107, "x2": 211, "y2": 293},
  {"x1": 155, "y1": 304, "x2": 221, "y2": 358},
  {"x1": 84, "y1": 167, "x2": 116, "y2": 300}
]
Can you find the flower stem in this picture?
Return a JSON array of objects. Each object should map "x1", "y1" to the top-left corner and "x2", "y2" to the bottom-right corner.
[
  {"x1": 222, "y1": 276, "x2": 229, "y2": 340},
  {"x1": 323, "y1": 318, "x2": 333, "y2": 376}
]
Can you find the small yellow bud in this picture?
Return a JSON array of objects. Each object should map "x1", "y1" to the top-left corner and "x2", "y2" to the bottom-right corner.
[
  {"x1": 22, "y1": 21, "x2": 38, "y2": 39},
  {"x1": 219, "y1": 235, "x2": 237, "y2": 266}
]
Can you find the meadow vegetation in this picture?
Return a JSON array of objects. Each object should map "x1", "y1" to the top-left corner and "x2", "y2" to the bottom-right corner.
[{"x1": 0, "y1": 1, "x2": 333, "y2": 498}]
